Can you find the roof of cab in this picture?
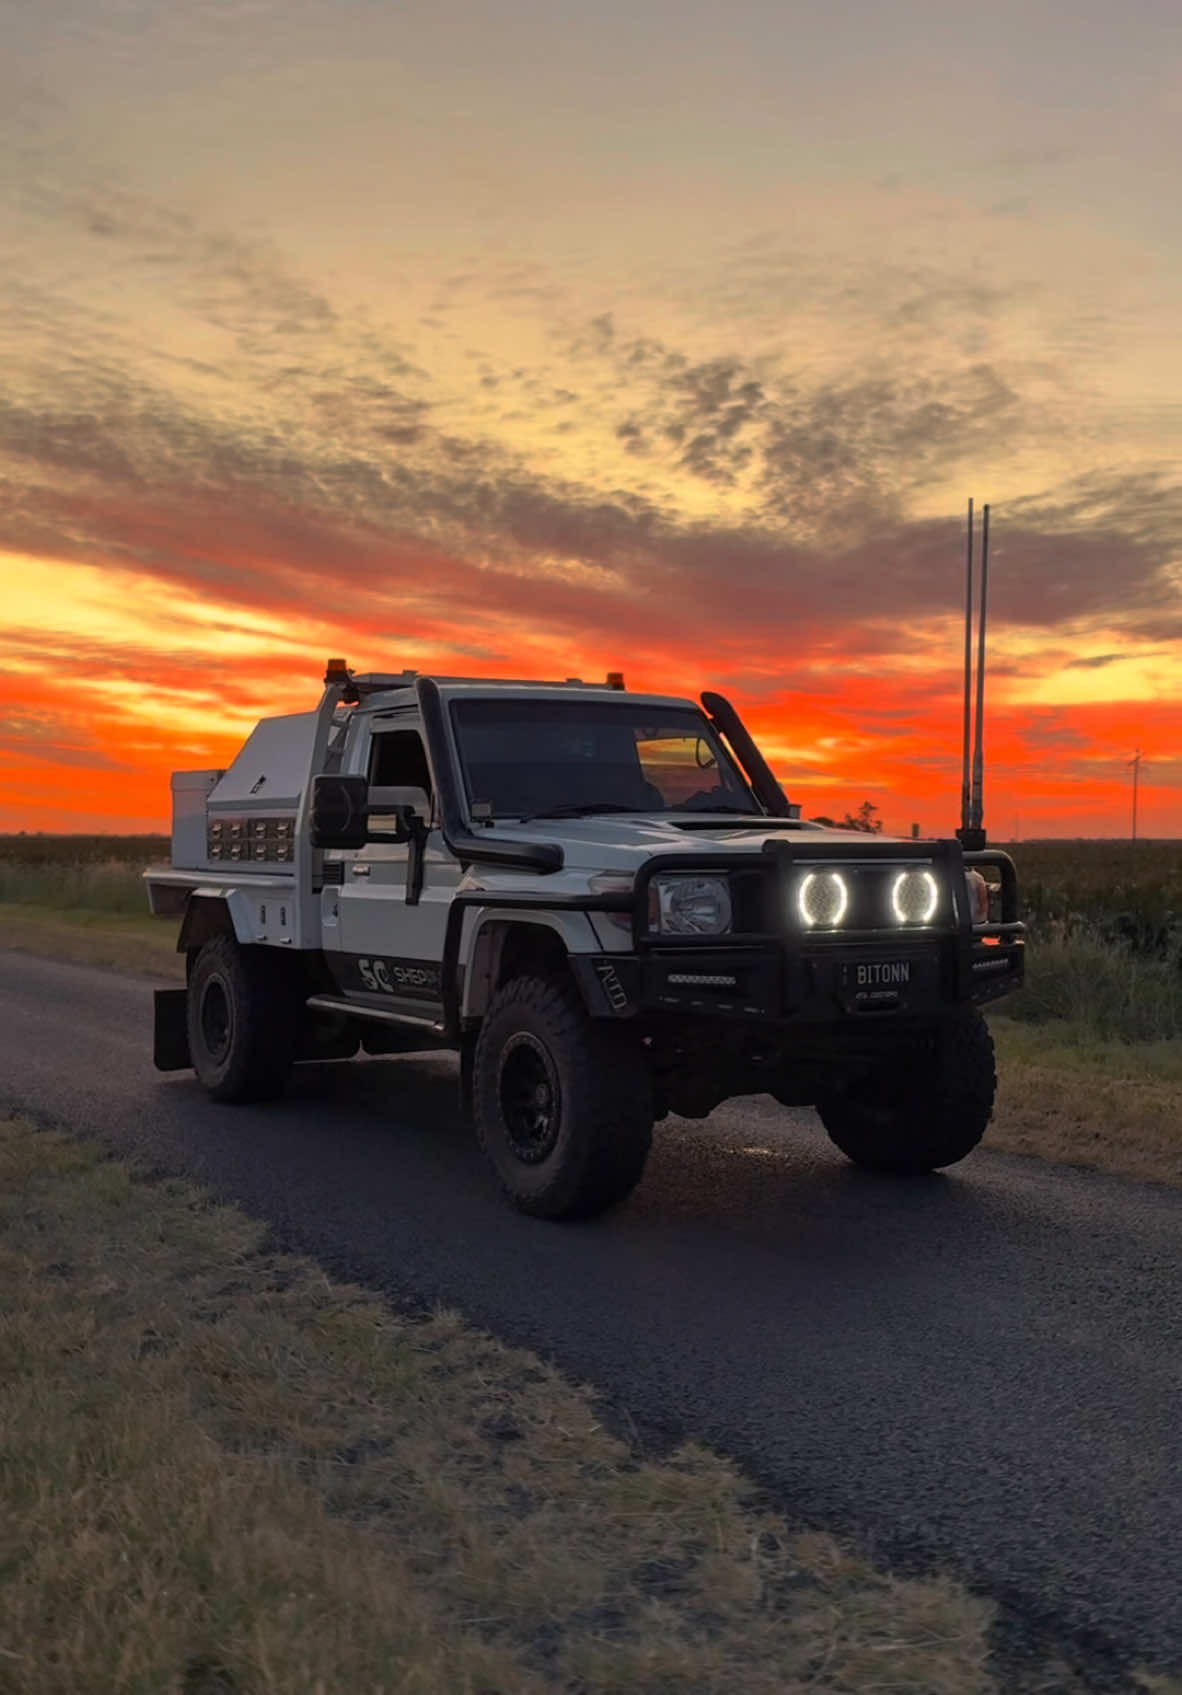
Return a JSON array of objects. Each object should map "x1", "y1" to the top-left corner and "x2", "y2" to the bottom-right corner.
[{"x1": 361, "y1": 680, "x2": 700, "y2": 714}]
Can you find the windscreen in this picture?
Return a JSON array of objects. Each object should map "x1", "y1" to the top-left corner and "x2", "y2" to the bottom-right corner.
[{"x1": 451, "y1": 698, "x2": 760, "y2": 820}]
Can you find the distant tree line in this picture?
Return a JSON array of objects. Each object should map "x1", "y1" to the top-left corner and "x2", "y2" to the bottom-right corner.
[{"x1": 809, "y1": 801, "x2": 883, "y2": 833}]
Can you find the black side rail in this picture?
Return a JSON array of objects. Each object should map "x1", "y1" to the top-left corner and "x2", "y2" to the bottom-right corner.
[
  {"x1": 701, "y1": 690, "x2": 792, "y2": 817},
  {"x1": 416, "y1": 676, "x2": 564, "y2": 873}
]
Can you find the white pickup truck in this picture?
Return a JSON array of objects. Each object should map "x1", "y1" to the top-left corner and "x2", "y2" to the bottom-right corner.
[{"x1": 145, "y1": 661, "x2": 1025, "y2": 1218}]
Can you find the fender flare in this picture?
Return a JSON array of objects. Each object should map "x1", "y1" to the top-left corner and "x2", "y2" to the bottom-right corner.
[{"x1": 460, "y1": 909, "x2": 606, "y2": 1022}]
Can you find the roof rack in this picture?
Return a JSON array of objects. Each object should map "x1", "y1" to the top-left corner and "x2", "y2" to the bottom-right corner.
[
  {"x1": 350, "y1": 672, "x2": 421, "y2": 696},
  {"x1": 325, "y1": 661, "x2": 626, "y2": 700}
]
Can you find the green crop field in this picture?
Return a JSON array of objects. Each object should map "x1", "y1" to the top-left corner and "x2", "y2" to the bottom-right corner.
[
  {"x1": 998, "y1": 838, "x2": 1182, "y2": 939},
  {"x1": 0, "y1": 835, "x2": 169, "y2": 914}
]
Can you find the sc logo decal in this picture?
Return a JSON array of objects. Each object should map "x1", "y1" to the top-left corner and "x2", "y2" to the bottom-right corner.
[
  {"x1": 358, "y1": 957, "x2": 394, "y2": 993},
  {"x1": 357, "y1": 957, "x2": 441, "y2": 995}
]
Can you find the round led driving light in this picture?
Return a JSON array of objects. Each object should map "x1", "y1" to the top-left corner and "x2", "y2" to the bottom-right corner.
[
  {"x1": 892, "y1": 868, "x2": 939, "y2": 925},
  {"x1": 656, "y1": 874, "x2": 733, "y2": 935},
  {"x1": 797, "y1": 870, "x2": 849, "y2": 928}
]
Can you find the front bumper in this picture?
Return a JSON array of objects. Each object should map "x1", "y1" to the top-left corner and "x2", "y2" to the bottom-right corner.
[
  {"x1": 579, "y1": 934, "x2": 1024, "y2": 1023},
  {"x1": 576, "y1": 839, "x2": 1025, "y2": 1024}
]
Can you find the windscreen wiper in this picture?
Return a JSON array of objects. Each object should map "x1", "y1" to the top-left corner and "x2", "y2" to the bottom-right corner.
[{"x1": 520, "y1": 801, "x2": 650, "y2": 821}]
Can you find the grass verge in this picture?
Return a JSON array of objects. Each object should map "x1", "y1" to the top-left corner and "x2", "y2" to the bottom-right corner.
[
  {"x1": 0, "y1": 904, "x2": 182, "y2": 980},
  {"x1": 0, "y1": 1114, "x2": 1000, "y2": 1695},
  {"x1": 989, "y1": 1020, "x2": 1182, "y2": 1188}
]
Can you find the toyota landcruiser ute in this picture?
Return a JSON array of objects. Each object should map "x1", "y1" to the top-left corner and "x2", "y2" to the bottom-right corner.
[{"x1": 145, "y1": 661, "x2": 1025, "y2": 1218}]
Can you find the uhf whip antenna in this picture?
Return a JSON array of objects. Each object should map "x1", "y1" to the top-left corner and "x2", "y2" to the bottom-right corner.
[
  {"x1": 957, "y1": 499, "x2": 991, "y2": 851},
  {"x1": 959, "y1": 497, "x2": 974, "y2": 842}
]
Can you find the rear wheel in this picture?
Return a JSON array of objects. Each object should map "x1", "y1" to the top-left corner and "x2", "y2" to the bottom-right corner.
[
  {"x1": 473, "y1": 974, "x2": 653, "y2": 1219},
  {"x1": 187, "y1": 936, "x2": 299, "y2": 1102},
  {"x1": 817, "y1": 1008, "x2": 996, "y2": 1174}
]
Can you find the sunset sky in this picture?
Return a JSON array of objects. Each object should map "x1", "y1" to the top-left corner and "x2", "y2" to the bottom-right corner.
[{"x1": 3, "y1": 0, "x2": 1181, "y2": 837}]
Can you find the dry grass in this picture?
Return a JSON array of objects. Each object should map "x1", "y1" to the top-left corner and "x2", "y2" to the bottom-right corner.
[
  {"x1": 0, "y1": 1114, "x2": 1002, "y2": 1695},
  {"x1": 0, "y1": 905, "x2": 182, "y2": 980},
  {"x1": 990, "y1": 1021, "x2": 1182, "y2": 1189}
]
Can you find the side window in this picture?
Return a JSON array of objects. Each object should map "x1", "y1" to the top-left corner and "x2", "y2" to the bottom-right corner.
[{"x1": 368, "y1": 729, "x2": 432, "y2": 799}]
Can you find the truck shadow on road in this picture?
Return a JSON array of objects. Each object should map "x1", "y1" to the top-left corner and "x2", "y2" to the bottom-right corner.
[{"x1": 157, "y1": 1047, "x2": 1077, "y2": 1299}]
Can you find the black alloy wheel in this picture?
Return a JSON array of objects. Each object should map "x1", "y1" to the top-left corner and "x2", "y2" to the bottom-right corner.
[
  {"x1": 186, "y1": 934, "x2": 299, "y2": 1103},
  {"x1": 472, "y1": 973, "x2": 654, "y2": 1219},
  {"x1": 198, "y1": 974, "x2": 233, "y2": 1066},
  {"x1": 498, "y1": 1033, "x2": 562, "y2": 1164}
]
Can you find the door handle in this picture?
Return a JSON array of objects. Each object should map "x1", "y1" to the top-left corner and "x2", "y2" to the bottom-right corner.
[{"x1": 351, "y1": 864, "x2": 371, "y2": 877}]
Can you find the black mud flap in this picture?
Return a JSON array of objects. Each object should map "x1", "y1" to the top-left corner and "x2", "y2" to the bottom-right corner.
[{"x1": 154, "y1": 988, "x2": 192, "y2": 1071}]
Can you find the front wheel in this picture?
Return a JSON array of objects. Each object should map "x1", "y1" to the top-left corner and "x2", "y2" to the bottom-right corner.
[
  {"x1": 817, "y1": 1008, "x2": 996, "y2": 1175},
  {"x1": 472, "y1": 974, "x2": 654, "y2": 1219}
]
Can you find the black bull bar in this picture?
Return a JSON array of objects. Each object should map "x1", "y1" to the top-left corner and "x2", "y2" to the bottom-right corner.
[{"x1": 624, "y1": 836, "x2": 1025, "y2": 1017}]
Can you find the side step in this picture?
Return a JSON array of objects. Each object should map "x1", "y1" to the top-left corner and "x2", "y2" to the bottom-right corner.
[
  {"x1": 153, "y1": 989, "x2": 452, "y2": 1076},
  {"x1": 305, "y1": 995, "x2": 452, "y2": 1053},
  {"x1": 305, "y1": 994, "x2": 446, "y2": 1036}
]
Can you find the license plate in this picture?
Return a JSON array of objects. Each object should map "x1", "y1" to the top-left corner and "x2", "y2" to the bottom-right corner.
[
  {"x1": 839, "y1": 958, "x2": 914, "y2": 1008},
  {"x1": 847, "y1": 960, "x2": 912, "y2": 989}
]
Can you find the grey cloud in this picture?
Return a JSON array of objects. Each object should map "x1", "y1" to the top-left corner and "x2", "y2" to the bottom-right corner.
[
  {"x1": 575, "y1": 309, "x2": 1029, "y2": 525},
  {"x1": 993, "y1": 470, "x2": 1182, "y2": 631},
  {"x1": 697, "y1": 245, "x2": 1042, "y2": 351},
  {"x1": 29, "y1": 181, "x2": 341, "y2": 355},
  {"x1": 1065, "y1": 653, "x2": 1124, "y2": 670},
  {"x1": 565, "y1": 313, "x2": 615, "y2": 358},
  {"x1": 3, "y1": 353, "x2": 1180, "y2": 672},
  {"x1": 0, "y1": 741, "x2": 128, "y2": 772},
  {"x1": 1017, "y1": 713, "x2": 1092, "y2": 752},
  {"x1": 0, "y1": 709, "x2": 130, "y2": 771},
  {"x1": 3, "y1": 186, "x2": 1180, "y2": 670},
  {"x1": 1125, "y1": 613, "x2": 1182, "y2": 641}
]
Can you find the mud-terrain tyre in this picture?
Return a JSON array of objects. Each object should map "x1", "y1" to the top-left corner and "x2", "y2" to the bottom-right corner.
[
  {"x1": 817, "y1": 1008, "x2": 996, "y2": 1175},
  {"x1": 473, "y1": 974, "x2": 654, "y2": 1219},
  {"x1": 187, "y1": 936, "x2": 299, "y2": 1103}
]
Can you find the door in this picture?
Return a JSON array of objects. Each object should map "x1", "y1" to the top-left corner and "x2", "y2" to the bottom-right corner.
[{"x1": 322, "y1": 713, "x2": 460, "y2": 1022}]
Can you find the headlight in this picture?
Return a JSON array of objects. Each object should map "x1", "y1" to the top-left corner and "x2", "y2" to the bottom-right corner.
[
  {"x1": 964, "y1": 868, "x2": 989, "y2": 926},
  {"x1": 891, "y1": 868, "x2": 939, "y2": 925},
  {"x1": 797, "y1": 869, "x2": 849, "y2": 928},
  {"x1": 651, "y1": 874, "x2": 733, "y2": 935}
]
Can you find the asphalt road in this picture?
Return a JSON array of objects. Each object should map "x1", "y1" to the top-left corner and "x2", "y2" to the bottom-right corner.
[{"x1": 3, "y1": 949, "x2": 1179, "y2": 1686}]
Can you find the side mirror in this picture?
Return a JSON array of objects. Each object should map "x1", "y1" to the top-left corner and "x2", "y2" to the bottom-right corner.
[
  {"x1": 310, "y1": 774, "x2": 369, "y2": 849},
  {"x1": 368, "y1": 785, "x2": 430, "y2": 823},
  {"x1": 368, "y1": 786, "x2": 430, "y2": 846}
]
